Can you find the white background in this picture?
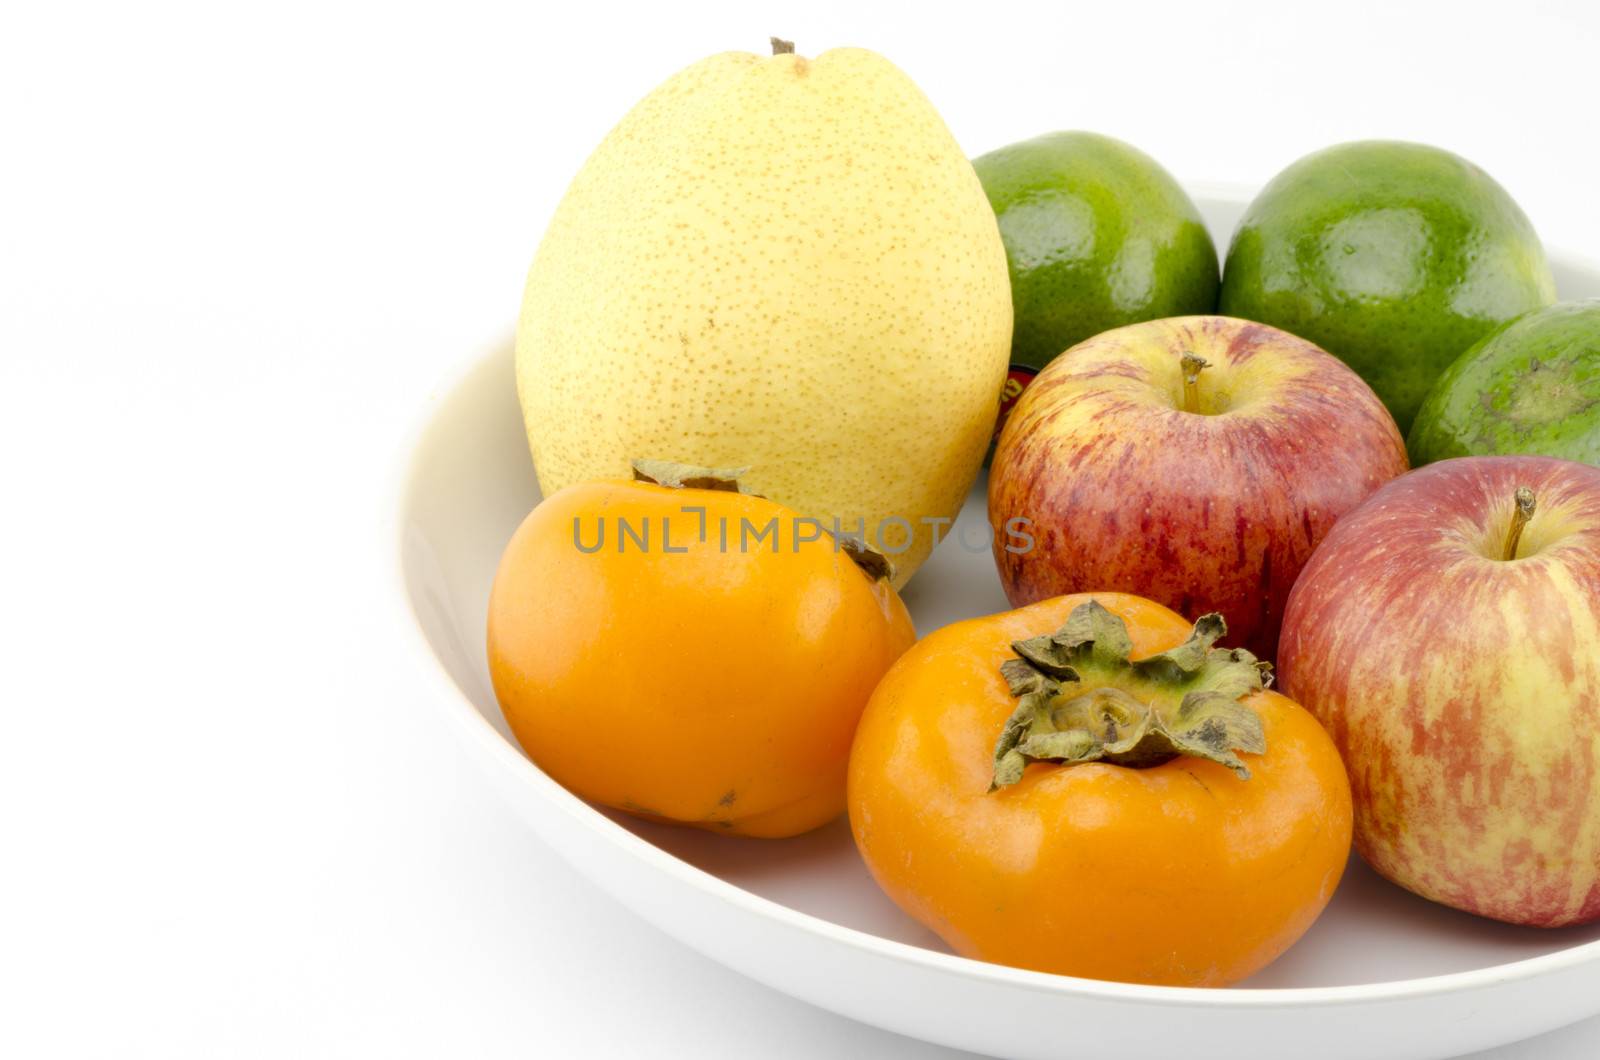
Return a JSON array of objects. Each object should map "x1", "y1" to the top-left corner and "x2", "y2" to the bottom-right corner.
[{"x1": 6, "y1": 1, "x2": 1600, "y2": 1056}]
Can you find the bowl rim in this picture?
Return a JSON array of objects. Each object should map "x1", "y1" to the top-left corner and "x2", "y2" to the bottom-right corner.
[{"x1": 390, "y1": 187, "x2": 1600, "y2": 1010}]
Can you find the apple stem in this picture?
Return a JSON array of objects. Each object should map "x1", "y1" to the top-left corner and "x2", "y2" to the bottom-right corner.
[
  {"x1": 770, "y1": 37, "x2": 795, "y2": 55},
  {"x1": 1502, "y1": 486, "x2": 1537, "y2": 561},
  {"x1": 1180, "y1": 353, "x2": 1209, "y2": 414}
]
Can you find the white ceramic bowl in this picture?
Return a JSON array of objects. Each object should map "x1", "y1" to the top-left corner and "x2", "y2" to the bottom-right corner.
[{"x1": 394, "y1": 189, "x2": 1600, "y2": 1059}]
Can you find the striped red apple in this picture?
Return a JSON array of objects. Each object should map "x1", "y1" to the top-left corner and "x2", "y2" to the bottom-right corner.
[
  {"x1": 988, "y1": 316, "x2": 1408, "y2": 659},
  {"x1": 1279, "y1": 456, "x2": 1600, "y2": 926}
]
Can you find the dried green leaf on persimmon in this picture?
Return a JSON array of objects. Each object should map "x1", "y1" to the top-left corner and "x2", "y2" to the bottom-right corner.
[
  {"x1": 1010, "y1": 598, "x2": 1130, "y2": 677},
  {"x1": 989, "y1": 602, "x2": 1271, "y2": 789},
  {"x1": 630, "y1": 458, "x2": 757, "y2": 493}
]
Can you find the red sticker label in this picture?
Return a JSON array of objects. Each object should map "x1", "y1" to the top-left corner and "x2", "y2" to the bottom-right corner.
[{"x1": 994, "y1": 364, "x2": 1038, "y2": 441}]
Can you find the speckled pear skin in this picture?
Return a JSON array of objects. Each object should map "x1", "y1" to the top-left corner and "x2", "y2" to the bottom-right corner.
[
  {"x1": 1220, "y1": 141, "x2": 1556, "y2": 435},
  {"x1": 516, "y1": 46, "x2": 1013, "y2": 587}
]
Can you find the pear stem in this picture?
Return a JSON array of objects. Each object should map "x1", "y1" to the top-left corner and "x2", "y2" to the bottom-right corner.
[
  {"x1": 1180, "y1": 353, "x2": 1209, "y2": 414},
  {"x1": 1503, "y1": 486, "x2": 1537, "y2": 561},
  {"x1": 770, "y1": 37, "x2": 795, "y2": 55}
]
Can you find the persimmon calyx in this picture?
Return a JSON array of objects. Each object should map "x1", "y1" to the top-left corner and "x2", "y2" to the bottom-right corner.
[
  {"x1": 631, "y1": 458, "x2": 758, "y2": 494},
  {"x1": 834, "y1": 535, "x2": 896, "y2": 582},
  {"x1": 989, "y1": 601, "x2": 1270, "y2": 790},
  {"x1": 628, "y1": 458, "x2": 895, "y2": 582}
]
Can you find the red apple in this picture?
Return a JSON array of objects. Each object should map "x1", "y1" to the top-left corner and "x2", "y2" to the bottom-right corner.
[
  {"x1": 988, "y1": 315, "x2": 1408, "y2": 659},
  {"x1": 1279, "y1": 456, "x2": 1600, "y2": 926}
]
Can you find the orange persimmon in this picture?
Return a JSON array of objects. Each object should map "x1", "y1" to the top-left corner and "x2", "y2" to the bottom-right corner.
[
  {"x1": 488, "y1": 461, "x2": 915, "y2": 838},
  {"x1": 847, "y1": 592, "x2": 1351, "y2": 986}
]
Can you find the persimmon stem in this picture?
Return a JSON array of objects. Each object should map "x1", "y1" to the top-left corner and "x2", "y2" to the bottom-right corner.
[
  {"x1": 1180, "y1": 353, "x2": 1209, "y2": 414},
  {"x1": 1503, "y1": 486, "x2": 1537, "y2": 561},
  {"x1": 770, "y1": 37, "x2": 795, "y2": 54}
]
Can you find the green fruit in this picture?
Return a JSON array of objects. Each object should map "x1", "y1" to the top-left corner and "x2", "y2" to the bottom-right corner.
[
  {"x1": 1219, "y1": 141, "x2": 1556, "y2": 433},
  {"x1": 1409, "y1": 301, "x2": 1600, "y2": 465},
  {"x1": 973, "y1": 131, "x2": 1219, "y2": 373}
]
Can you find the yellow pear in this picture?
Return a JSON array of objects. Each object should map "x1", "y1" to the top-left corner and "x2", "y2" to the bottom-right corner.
[{"x1": 516, "y1": 41, "x2": 1012, "y2": 585}]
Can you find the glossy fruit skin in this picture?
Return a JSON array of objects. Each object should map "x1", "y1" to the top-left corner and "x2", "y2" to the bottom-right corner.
[
  {"x1": 1220, "y1": 141, "x2": 1556, "y2": 434},
  {"x1": 1279, "y1": 457, "x2": 1600, "y2": 926},
  {"x1": 487, "y1": 478, "x2": 915, "y2": 839},
  {"x1": 848, "y1": 592, "x2": 1352, "y2": 986},
  {"x1": 988, "y1": 316, "x2": 1408, "y2": 660},
  {"x1": 974, "y1": 131, "x2": 1219, "y2": 374},
  {"x1": 1410, "y1": 300, "x2": 1600, "y2": 466}
]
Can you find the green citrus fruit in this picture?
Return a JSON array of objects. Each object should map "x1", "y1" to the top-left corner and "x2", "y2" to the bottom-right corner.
[
  {"x1": 1219, "y1": 140, "x2": 1555, "y2": 433},
  {"x1": 1409, "y1": 300, "x2": 1600, "y2": 465},
  {"x1": 973, "y1": 131, "x2": 1219, "y2": 376}
]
